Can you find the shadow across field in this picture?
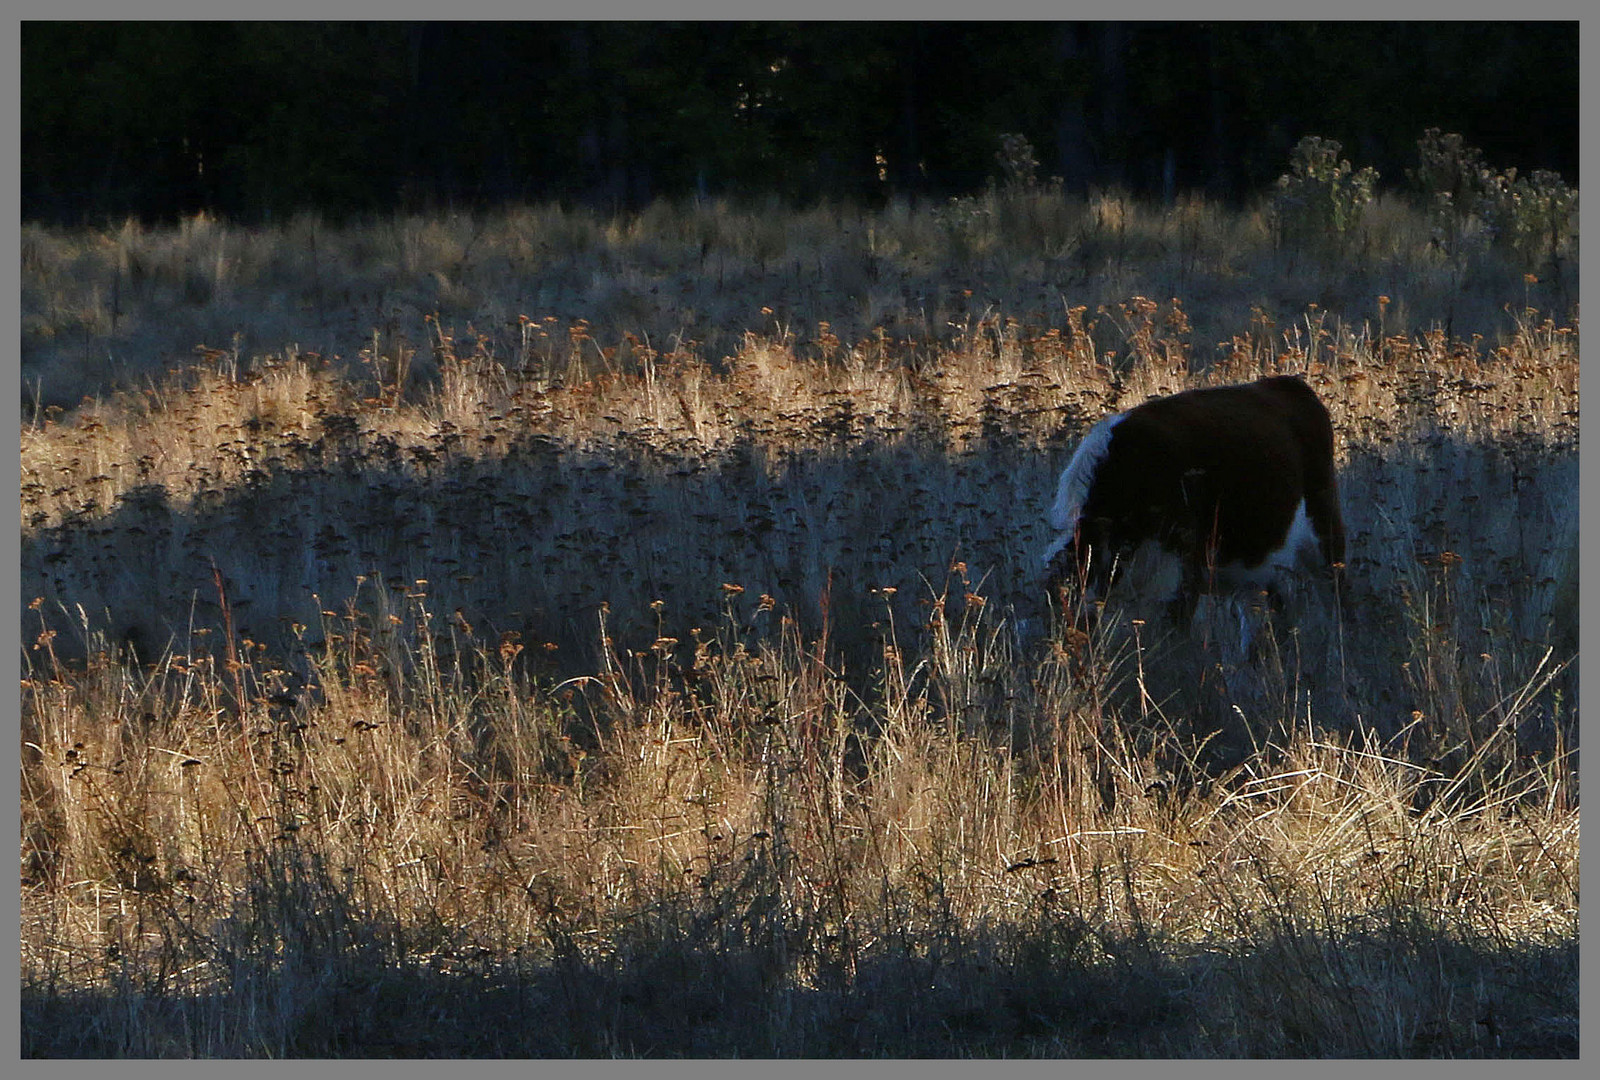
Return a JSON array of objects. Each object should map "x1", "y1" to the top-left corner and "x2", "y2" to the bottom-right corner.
[
  {"x1": 23, "y1": 417, "x2": 1058, "y2": 671},
  {"x1": 22, "y1": 403, "x2": 1577, "y2": 757},
  {"x1": 20, "y1": 896, "x2": 1579, "y2": 1058}
]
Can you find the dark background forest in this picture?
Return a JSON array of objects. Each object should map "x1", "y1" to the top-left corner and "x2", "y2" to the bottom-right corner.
[{"x1": 23, "y1": 21, "x2": 1579, "y2": 223}]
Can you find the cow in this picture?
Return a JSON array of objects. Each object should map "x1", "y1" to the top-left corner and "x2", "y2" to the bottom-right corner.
[{"x1": 1041, "y1": 375, "x2": 1347, "y2": 626}]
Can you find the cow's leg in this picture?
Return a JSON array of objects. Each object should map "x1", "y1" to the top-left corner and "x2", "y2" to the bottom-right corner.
[
  {"x1": 1304, "y1": 481, "x2": 1345, "y2": 566},
  {"x1": 1303, "y1": 481, "x2": 1351, "y2": 616},
  {"x1": 1166, "y1": 511, "x2": 1219, "y2": 626},
  {"x1": 1169, "y1": 551, "x2": 1204, "y2": 626}
]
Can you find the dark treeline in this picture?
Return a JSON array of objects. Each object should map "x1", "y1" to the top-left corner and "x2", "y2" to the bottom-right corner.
[{"x1": 24, "y1": 21, "x2": 1578, "y2": 224}]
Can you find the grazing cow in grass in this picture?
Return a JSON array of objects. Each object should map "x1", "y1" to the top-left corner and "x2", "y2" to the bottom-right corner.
[{"x1": 1041, "y1": 375, "x2": 1346, "y2": 625}]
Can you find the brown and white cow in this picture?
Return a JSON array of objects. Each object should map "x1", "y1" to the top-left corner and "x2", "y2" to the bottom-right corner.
[{"x1": 1042, "y1": 375, "x2": 1346, "y2": 624}]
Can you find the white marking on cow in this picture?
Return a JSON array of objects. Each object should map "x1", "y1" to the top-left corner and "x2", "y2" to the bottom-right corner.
[
  {"x1": 1042, "y1": 412, "x2": 1123, "y2": 567},
  {"x1": 1214, "y1": 499, "x2": 1318, "y2": 590}
]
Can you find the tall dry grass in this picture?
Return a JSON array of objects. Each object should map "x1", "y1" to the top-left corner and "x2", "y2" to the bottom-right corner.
[
  {"x1": 19, "y1": 563, "x2": 1577, "y2": 1055},
  {"x1": 21, "y1": 186, "x2": 1577, "y2": 412},
  {"x1": 18, "y1": 196, "x2": 1579, "y2": 1057}
]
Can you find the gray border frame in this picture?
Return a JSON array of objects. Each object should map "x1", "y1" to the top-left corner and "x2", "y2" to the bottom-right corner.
[{"x1": 9, "y1": 4, "x2": 1590, "y2": 1077}]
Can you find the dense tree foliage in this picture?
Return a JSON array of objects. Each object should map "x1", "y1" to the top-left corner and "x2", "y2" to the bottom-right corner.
[{"x1": 23, "y1": 21, "x2": 1578, "y2": 223}]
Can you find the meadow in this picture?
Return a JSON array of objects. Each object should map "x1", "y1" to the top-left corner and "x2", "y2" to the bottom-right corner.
[{"x1": 19, "y1": 184, "x2": 1579, "y2": 1056}]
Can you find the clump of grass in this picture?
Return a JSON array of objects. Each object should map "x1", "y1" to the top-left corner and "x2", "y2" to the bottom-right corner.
[
  {"x1": 1273, "y1": 135, "x2": 1381, "y2": 250},
  {"x1": 1409, "y1": 128, "x2": 1581, "y2": 273}
]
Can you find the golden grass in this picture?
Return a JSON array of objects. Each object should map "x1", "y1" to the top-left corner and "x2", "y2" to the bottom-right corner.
[
  {"x1": 19, "y1": 578, "x2": 1577, "y2": 1055},
  {"x1": 18, "y1": 199, "x2": 1579, "y2": 1057},
  {"x1": 22, "y1": 189, "x2": 1577, "y2": 411}
]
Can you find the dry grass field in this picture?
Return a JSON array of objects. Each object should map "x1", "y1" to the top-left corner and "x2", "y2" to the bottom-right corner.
[{"x1": 19, "y1": 189, "x2": 1578, "y2": 1057}]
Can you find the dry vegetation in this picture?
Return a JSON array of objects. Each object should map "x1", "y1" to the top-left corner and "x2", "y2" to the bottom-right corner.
[
  {"x1": 19, "y1": 191, "x2": 1579, "y2": 1057},
  {"x1": 20, "y1": 180, "x2": 1577, "y2": 412}
]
